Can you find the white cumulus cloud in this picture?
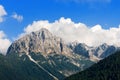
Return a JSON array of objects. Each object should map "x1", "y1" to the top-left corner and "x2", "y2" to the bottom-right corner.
[
  {"x1": 21, "y1": 17, "x2": 120, "y2": 47},
  {"x1": 0, "y1": 5, "x2": 7, "y2": 22},
  {"x1": 0, "y1": 31, "x2": 11, "y2": 55},
  {"x1": 11, "y1": 13, "x2": 23, "y2": 22}
]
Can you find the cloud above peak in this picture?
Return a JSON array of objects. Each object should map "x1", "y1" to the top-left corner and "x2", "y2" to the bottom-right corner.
[
  {"x1": 0, "y1": 31, "x2": 11, "y2": 55},
  {"x1": 0, "y1": 5, "x2": 7, "y2": 22},
  {"x1": 22, "y1": 17, "x2": 120, "y2": 47}
]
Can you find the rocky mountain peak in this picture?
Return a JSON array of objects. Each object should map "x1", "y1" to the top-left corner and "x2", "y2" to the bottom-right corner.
[
  {"x1": 98, "y1": 43, "x2": 108, "y2": 49},
  {"x1": 7, "y1": 28, "x2": 72, "y2": 56},
  {"x1": 6, "y1": 28, "x2": 120, "y2": 62},
  {"x1": 30, "y1": 28, "x2": 54, "y2": 41}
]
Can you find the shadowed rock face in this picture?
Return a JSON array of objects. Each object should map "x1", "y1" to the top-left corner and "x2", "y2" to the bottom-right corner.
[
  {"x1": 7, "y1": 28, "x2": 72, "y2": 56},
  {"x1": 68, "y1": 42, "x2": 119, "y2": 61}
]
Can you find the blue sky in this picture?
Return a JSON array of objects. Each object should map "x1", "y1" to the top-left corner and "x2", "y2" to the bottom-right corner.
[
  {"x1": 0, "y1": 0, "x2": 120, "y2": 54},
  {"x1": 0, "y1": 0, "x2": 120, "y2": 38}
]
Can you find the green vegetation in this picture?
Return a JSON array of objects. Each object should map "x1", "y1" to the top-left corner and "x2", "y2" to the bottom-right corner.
[
  {"x1": 0, "y1": 52, "x2": 94, "y2": 80},
  {"x1": 65, "y1": 51, "x2": 120, "y2": 80},
  {"x1": 0, "y1": 54, "x2": 54, "y2": 80}
]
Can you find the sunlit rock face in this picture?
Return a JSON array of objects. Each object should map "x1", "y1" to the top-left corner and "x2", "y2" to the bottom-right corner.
[{"x1": 7, "y1": 28, "x2": 72, "y2": 56}]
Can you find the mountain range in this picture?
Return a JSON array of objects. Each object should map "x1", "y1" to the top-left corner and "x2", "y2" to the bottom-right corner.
[
  {"x1": 69, "y1": 42, "x2": 119, "y2": 61},
  {"x1": 0, "y1": 28, "x2": 119, "y2": 80},
  {"x1": 7, "y1": 28, "x2": 119, "y2": 61}
]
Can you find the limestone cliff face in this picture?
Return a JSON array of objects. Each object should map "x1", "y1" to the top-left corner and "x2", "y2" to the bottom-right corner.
[
  {"x1": 7, "y1": 28, "x2": 72, "y2": 55},
  {"x1": 6, "y1": 28, "x2": 93, "y2": 79}
]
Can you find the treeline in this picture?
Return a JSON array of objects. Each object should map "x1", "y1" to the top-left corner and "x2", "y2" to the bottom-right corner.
[{"x1": 65, "y1": 51, "x2": 120, "y2": 80}]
